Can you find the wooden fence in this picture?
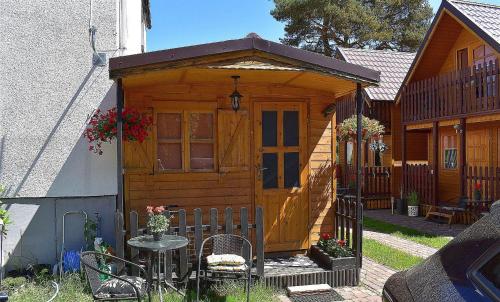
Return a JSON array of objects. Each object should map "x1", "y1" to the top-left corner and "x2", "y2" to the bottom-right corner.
[
  {"x1": 341, "y1": 165, "x2": 391, "y2": 208},
  {"x1": 403, "y1": 164, "x2": 435, "y2": 204},
  {"x1": 334, "y1": 195, "x2": 363, "y2": 267},
  {"x1": 126, "y1": 207, "x2": 264, "y2": 284},
  {"x1": 402, "y1": 59, "x2": 500, "y2": 123},
  {"x1": 463, "y1": 166, "x2": 500, "y2": 202}
]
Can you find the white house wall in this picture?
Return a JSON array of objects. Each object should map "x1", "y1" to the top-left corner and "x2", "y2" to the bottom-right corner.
[{"x1": 0, "y1": 0, "x2": 144, "y2": 198}]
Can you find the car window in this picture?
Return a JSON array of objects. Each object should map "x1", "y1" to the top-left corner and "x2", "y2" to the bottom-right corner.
[{"x1": 468, "y1": 242, "x2": 500, "y2": 301}]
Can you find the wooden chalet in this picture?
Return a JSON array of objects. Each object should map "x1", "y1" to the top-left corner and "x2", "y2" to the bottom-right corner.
[
  {"x1": 335, "y1": 48, "x2": 415, "y2": 208},
  {"x1": 397, "y1": 0, "x2": 500, "y2": 223},
  {"x1": 109, "y1": 34, "x2": 380, "y2": 254}
]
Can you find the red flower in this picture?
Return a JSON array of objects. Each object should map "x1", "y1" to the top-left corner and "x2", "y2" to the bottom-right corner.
[
  {"x1": 320, "y1": 233, "x2": 332, "y2": 240},
  {"x1": 85, "y1": 107, "x2": 152, "y2": 155},
  {"x1": 337, "y1": 240, "x2": 346, "y2": 247},
  {"x1": 146, "y1": 206, "x2": 154, "y2": 214},
  {"x1": 474, "y1": 182, "x2": 482, "y2": 190}
]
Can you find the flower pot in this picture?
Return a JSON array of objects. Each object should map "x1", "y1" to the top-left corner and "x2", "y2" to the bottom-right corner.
[
  {"x1": 473, "y1": 190, "x2": 481, "y2": 201},
  {"x1": 309, "y1": 245, "x2": 356, "y2": 270},
  {"x1": 152, "y1": 232, "x2": 163, "y2": 241},
  {"x1": 408, "y1": 205, "x2": 419, "y2": 217}
]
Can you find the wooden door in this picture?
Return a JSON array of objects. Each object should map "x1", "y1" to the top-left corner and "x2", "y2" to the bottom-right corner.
[
  {"x1": 467, "y1": 129, "x2": 490, "y2": 167},
  {"x1": 254, "y1": 102, "x2": 309, "y2": 252}
]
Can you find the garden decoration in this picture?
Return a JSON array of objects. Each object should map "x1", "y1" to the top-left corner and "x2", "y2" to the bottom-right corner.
[
  {"x1": 337, "y1": 115, "x2": 384, "y2": 142},
  {"x1": 146, "y1": 206, "x2": 170, "y2": 241},
  {"x1": 407, "y1": 191, "x2": 419, "y2": 217},
  {"x1": 369, "y1": 140, "x2": 388, "y2": 153},
  {"x1": 84, "y1": 107, "x2": 152, "y2": 155},
  {"x1": 473, "y1": 182, "x2": 482, "y2": 201}
]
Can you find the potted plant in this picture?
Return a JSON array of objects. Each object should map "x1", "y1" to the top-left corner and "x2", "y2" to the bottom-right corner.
[
  {"x1": 84, "y1": 107, "x2": 152, "y2": 155},
  {"x1": 309, "y1": 233, "x2": 356, "y2": 270},
  {"x1": 146, "y1": 206, "x2": 170, "y2": 241},
  {"x1": 473, "y1": 182, "x2": 482, "y2": 201},
  {"x1": 407, "y1": 191, "x2": 419, "y2": 217}
]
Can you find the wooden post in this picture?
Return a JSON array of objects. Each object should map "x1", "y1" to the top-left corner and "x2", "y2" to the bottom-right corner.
[
  {"x1": 432, "y1": 122, "x2": 439, "y2": 205},
  {"x1": 355, "y1": 83, "x2": 363, "y2": 269},
  {"x1": 255, "y1": 207, "x2": 265, "y2": 277},
  {"x1": 459, "y1": 118, "x2": 466, "y2": 197},
  {"x1": 115, "y1": 78, "x2": 125, "y2": 258},
  {"x1": 402, "y1": 124, "x2": 407, "y2": 198}
]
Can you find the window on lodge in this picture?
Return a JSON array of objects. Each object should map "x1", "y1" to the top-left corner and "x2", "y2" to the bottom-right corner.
[
  {"x1": 442, "y1": 135, "x2": 458, "y2": 169},
  {"x1": 156, "y1": 111, "x2": 215, "y2": 172}
]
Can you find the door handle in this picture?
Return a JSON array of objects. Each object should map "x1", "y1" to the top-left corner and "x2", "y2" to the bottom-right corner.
[{"x1": 256, "y1": 164, "x2": 267, "y2": 180}]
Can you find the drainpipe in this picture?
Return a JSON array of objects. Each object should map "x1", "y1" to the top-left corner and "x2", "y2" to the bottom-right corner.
[{"x1": 355, "y1": 83, "x2": 364, "y2": 271}]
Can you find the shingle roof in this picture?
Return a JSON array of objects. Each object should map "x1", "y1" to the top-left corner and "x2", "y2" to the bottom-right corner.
[
  {"x1": 337, "y1": 48, "x2": 415, "y2": 101},
  {"x1": 448, "y1": 0, "x2": 500, "y2": 45}
]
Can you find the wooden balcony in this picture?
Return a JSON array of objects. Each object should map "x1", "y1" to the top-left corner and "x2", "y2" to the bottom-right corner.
[{"x1": 402, "y1": 59, "x2": 500, "y2": 123}]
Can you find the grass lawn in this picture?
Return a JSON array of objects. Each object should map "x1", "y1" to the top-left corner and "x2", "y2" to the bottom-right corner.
[
  {"x1": 364, "y1": 217, "x2": 452, "y2": 249},
  {"x1": 363, "y1": 238, "x2": 424, "y2": 271},
  {"x1": 3, "y1": 274, "x2": 281, "y2": 302}
]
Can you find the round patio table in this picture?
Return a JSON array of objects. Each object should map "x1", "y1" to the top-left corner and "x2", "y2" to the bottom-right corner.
[{"x1": 127, "y1": 234, "x2": 188, "y2": 301}]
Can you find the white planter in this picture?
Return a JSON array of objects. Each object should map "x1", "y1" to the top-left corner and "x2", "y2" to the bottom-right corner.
[{"x1": 408, "y1": 206, "x2": 419, "y2": 217}]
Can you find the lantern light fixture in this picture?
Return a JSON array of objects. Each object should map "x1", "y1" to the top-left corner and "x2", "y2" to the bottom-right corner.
[{"x1": 230, "y1": 75, "x2": 242, "y2": 112}]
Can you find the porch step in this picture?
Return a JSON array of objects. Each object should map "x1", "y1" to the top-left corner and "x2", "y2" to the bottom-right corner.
[{"x1": 287, "y1": 284, "x2": 333, "y2": 297}]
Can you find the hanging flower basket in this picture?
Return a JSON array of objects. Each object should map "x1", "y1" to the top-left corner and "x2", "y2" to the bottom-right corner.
[
  {"x1": 336, "y1": 115, "x2": 384, "y2": 142},
  {"x1": 84, "y1": 107, "x2": 152, "y2": 155},
  {"x1": 369, "y1": 140, "x2": 388, "y2": 153}
]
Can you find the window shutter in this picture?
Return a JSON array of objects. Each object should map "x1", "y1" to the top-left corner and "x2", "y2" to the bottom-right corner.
[
  {"x1": 217, "y1": 109, "x2": 249, "y2": 172},
  {"x1": 124, "y1": 108, "x2": 154, "y2": 174}
]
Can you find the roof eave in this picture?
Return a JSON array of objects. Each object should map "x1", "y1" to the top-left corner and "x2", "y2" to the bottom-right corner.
[{"x1": 109, "y1": 37, "x2": 380, "y2": 85}]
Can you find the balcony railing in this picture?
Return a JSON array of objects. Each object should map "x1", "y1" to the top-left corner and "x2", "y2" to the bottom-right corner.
[{"x1": 402, "y1": 59, "x2": 500, "y2": 123}]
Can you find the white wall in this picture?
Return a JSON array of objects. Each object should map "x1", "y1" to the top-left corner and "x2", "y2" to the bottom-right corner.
[{"x1": 0, "y1": 0, "x2": 145, "y2": 198}]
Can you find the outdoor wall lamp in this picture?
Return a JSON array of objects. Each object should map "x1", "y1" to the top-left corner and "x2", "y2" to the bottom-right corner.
[
  {"x1": 453, "y1": 124, "x2": 463, "y2": 134},
  {"x1": 230, "y1": 75, "x2": 243, "y2": 112}
]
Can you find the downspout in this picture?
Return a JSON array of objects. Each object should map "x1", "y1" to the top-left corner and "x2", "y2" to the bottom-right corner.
[{"x1": 355, "y1": 83, "x2": 364, "y2": 272}]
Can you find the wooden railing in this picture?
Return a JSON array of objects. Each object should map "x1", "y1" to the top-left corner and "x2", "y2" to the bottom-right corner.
[
  {"x1": 334, "y1": 195, "x2": 362, "y2": 267},
  {"x1": 342, "y1": 165, "x2": 391, "y2": 197},
  {"x1": 463, "y1": 166, "x2": 500, "y2": 202},
  {"x1": 402, "y1": 59, "x2": 500, "y2": 123},
  {"x1": 127, "y1": 207, "x2": 265, "y2": 283},
  {"x1": 403, "y1": 164, "x2": 435, "y2": 204}
]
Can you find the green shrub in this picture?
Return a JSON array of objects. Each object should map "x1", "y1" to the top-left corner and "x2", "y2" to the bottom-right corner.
[{"x1": 407, "y1": 191, "x2": 419, "y2": 206}]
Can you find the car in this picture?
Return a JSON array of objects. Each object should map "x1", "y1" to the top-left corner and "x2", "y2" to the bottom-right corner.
[{"x1": 382, "y1": 201, "x2": 500, "y2": 302}]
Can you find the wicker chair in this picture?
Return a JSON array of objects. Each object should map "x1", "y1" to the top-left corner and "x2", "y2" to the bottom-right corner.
[
  {"x1": 196, "y1": 234, "x2": 252, "y2": 302},
  {"x1": 80, "y1": 251, "x2": 151, "y2": 302}
]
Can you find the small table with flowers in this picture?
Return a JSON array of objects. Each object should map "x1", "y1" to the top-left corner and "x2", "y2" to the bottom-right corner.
[{"x1": 127, "y1": 234, "x2": 188, "y2": 301}]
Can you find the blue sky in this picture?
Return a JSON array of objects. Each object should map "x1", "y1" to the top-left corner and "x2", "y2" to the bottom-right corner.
[{"x1": 147, "y1": 0, "x2": 499, "y2": 51}]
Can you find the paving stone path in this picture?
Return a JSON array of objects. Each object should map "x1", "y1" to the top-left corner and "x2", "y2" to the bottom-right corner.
[
  {"x1": 363, "y1": 230, "x2": 438, "y2": 258},
  {"x1": 364, "y1": 209, "x2": 466, "y2": 237}
]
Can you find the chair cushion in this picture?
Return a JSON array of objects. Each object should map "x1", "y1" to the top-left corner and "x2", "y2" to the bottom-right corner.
[
  {"x1": 208, "y1": 264, "x2": 248, "y2": 272},
  {"x1": 206, "y1": 254, "x2": 245, "y2": 266},
  {"x1": 95, "y1": 276, "x2": 146, "y2": 298}
]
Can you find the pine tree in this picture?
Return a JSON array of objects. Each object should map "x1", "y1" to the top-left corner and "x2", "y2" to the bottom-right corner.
[{"x1": 271, "y1": 0, "x2": 433, "y2": 53}]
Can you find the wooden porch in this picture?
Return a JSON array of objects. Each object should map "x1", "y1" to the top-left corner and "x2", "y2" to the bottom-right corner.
[
  {"x1": 401, "y1": 59, "x2": 500, "y2": 124},
  {"x1": 116, "y1": 201, "x2": 362, "y2": 289},
  {"x1": 403, "y1": 163, "x2": 499, "y2": 224}
]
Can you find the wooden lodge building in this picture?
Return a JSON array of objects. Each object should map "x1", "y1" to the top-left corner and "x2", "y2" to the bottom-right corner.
[
  {"x1": 398, "y1": 0, "x2": 500, "y2": 222},
  {"x1": 109, "y1": 34, "x2": 380, "y2": 253},
  {"x1": 334, "y1": 48, "x2": 415, "y2": 207}
]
